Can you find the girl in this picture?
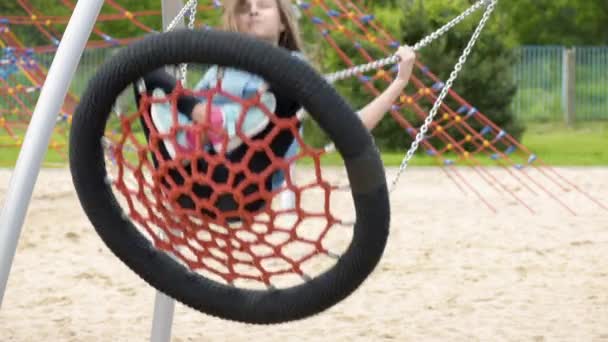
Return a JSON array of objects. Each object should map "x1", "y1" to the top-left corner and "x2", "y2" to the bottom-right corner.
[{"x1": 135, "y1": 0, "x2": 416, "y2": 222}]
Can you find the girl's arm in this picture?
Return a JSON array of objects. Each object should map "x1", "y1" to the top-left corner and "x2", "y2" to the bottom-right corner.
[{"x1": 357, "y1": 45, "x2": 416, "y2": 131}]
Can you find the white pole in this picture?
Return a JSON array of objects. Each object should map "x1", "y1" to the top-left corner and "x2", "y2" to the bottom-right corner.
[
  {"x1": 0, "y1": 0, "x2": 106, "y2": 308},
  {"x1": 149, "y1": 1, "x2": 185, "y2": 341},
  {"x1": 150, "y1": 291, "x2": 177, "y2": 342}
]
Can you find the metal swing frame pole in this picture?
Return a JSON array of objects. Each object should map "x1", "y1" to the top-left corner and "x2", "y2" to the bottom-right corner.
[
  {"x1": 0, "y1": 0, "x2": 106, "y2": 308},
  {"x1": 149, "y1": 1, "x2": 186, "y2": 342}
]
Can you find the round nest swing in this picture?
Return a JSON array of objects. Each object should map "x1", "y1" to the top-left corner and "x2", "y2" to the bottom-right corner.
[{"x1": 69, "y1": 29, "x2": 389, "y2": 324}]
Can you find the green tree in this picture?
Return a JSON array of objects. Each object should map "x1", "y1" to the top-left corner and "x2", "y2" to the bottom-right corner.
[
  {"x1": 377, "y1": 0, "x2": 525, "y2": 151},
  {"x1": 502, "y1": 0, "x2": 608, "y2": 45}
]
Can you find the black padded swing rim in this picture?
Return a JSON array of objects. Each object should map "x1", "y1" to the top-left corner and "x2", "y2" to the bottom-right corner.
[{"x1": 69, "y1": 29, "x2": 390, "y2": 324}]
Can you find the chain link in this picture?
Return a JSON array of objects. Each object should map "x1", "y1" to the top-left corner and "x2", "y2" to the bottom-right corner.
[
  {"x1": 324, "y1": 0, "x2": 491, "y2": 84},
  {"x1": 177, "y1": 1, "x2": 198, "y2": 83},
  {"x1": 388, "y1": 0, "x2": 497, "y2": 193},
  {"x1": 134, "y1": 0, "x2": 198, "y2": 91},
  {"x1": 166, "y1": 0, "x2": 198, "y2": 32},
  {"x1": 321, "y1": 0, "x2": 495, "y2": 150}
]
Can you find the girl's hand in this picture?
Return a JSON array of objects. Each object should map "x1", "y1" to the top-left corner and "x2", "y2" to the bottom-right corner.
[{"x1": 395, "y1": 45, "x2": 416, "y2": 82}]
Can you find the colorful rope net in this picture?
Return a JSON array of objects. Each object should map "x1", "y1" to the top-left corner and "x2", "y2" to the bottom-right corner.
[
  {"x1": 0, "y1": 0, "x2": 162, "y2": 159},
  {"x1": 2, "y1": 0, "x2": 605, "y2": 216}
]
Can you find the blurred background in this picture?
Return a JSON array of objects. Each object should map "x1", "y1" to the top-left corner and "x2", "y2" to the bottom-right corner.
[{"x1": 0, "y1": 0, "x2": 606, "y2": 167}]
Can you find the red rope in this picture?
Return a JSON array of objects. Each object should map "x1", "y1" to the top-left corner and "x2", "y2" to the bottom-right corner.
[{"x1": 106, "y1": 81, "x2": 345, "y2": 286}]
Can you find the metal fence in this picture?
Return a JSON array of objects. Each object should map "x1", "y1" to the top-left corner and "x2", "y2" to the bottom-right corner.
[{"x1": 512, "y1": 45, "x2": 608, "y2": 122}]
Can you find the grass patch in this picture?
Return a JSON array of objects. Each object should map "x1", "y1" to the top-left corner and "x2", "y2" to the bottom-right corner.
[
  {"x1": 519, "y1": 120, "x2": 608, "y2": 166},
  {"x1": 1, "y1": 121, "x2": 606, "y2": 168}
]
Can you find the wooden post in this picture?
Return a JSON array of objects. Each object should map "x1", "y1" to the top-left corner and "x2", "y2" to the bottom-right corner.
[{"x1": 562, "y1": 47, "x2": 576, "y2": 126}]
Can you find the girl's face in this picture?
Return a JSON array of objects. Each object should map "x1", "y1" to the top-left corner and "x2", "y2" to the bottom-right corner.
[{"x1": 234, "y1": 0, "x2": 285, "y2": 44}]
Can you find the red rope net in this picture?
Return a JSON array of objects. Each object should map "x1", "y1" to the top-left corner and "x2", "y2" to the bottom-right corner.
[{"x1": 104, "y1": 73, "x2": 353, "y2": 289}]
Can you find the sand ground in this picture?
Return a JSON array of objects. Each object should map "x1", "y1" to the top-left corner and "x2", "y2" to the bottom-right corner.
[{"x1": 1, "y1": 166, "x2": 607, "y2": 341}]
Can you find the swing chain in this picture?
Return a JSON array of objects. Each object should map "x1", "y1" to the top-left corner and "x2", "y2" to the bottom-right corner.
[
  {"x1": 388, "y1": 0, "x2": 498, "y2": 192},
  {"x1": 155, "y1": 0, "x2": 496, "y2": 196},
  {"x1": 178, "y1": 0, "x2": 198, "y2": 83},
  {"x1": 323, "y1": 0, "x2": 491, "y2": 84},
  {"x1": 166, "y1": 0, "x2": 198, "y2": 32},
  {"x1": 412, "y1": 0, "x2": 490, "y2": 51},
  {"x1": 163, "y1": 0, "x2": 199, "y2": 83}
]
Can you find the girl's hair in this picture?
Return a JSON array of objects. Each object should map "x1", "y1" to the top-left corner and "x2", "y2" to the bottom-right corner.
[{"x1": 221, "y1": 0, "x2": 305, "y2": 53}]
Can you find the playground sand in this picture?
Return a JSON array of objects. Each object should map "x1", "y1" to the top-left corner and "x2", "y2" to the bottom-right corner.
[{"x1": 1, "y1": 166, "x2": 607, "y2": 341}]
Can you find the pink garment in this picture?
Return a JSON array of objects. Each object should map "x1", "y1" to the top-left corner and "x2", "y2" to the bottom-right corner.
[{"x1": 174, "y1": 104, "x2": 224, "y2": 154}]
